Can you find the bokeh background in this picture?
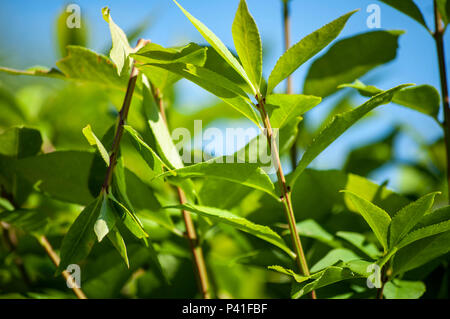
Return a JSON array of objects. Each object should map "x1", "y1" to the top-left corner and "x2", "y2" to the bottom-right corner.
[{"x1": 1, "y1": 0, "x2": 449, "y2": 193}]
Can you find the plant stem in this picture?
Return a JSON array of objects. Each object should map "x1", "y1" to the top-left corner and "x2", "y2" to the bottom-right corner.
[
  {"x1": 150, "y1": 84, "x2": 211, "y2": 299},
  {"x1": 0, "y1": 222, "x2": 31, "y2": 287},
  {"x1": 0, "y1": 192, "x2": 87, "y2": 299},
  {"x1": 177, "y1": 187, "x2": 211, "y2": 299},
  {"x1": 256, "y1": 97, "x2": 316, "y2": 299},
  {"x1": 376, "y1": 265, "x2": 388, "y2": 299},
  {"x1": 101, "y1": 40, "x2": 148, "y2": 193},
  {"x1": 283, "y1": 0, "x2": 293, "y2": 96},
  {"x1": 283, "y1": 0, "x2": 298, "y2": 171},
  {"x1": 38, "y1": 235, "x2": 87, "y2": 299},
  {"x1": 433, "y1": 0, "x2": 450, "y2": 203}
]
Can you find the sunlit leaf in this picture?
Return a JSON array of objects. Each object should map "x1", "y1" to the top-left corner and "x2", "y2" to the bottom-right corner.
[
  {"x1": 289, "y1": 84, "x2": 412, "y2": 187},
  {"x1": 267, "y1": 10, "x2": 357, "y2": 94},
  {"x1": 166, "y1": 203, "x2": 294, "y2": 257},
  {"x1": 172, "y1": 0, "x2": 255, "y2": 94},
  {"x1": 232, "y1": 0, "x2": 262, "y2": 91},
  {"x1": 341, "y1": 191, "x2": 391, "y2": 251}
]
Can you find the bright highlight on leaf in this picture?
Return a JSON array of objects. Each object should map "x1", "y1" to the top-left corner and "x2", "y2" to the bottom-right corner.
[
  {"x1": 82, "y1": 124, "x2": 110, "y2": 166},
  {"x1": 102, "y1": 7, "x2": 132, "y2": 76}
]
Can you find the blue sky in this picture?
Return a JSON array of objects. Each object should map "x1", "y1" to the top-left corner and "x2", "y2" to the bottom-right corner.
[{"x1": 1, "y1": 0, "x2": 449, "y2": 190}]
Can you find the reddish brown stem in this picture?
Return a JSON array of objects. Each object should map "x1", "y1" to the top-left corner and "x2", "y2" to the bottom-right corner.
[
  {"x1": 38, "y1": 236, "x2": 87, "y2": 299},
  {"x1": 434, "y1": 1, "x2": 450, "y2": 203},
  {"x1": 150, "y1": 84, "x2": 211, "y2": 299}
]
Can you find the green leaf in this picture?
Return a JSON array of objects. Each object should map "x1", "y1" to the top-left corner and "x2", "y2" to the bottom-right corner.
[
  {"x1": 58, "y1": 197, "x2": 103, "y2": 272},
  {"x1": 340, "y1": 81, "x2": 440, "y2": 119},
  {"x1": 140, "y1": 63, "x2": 260, "y2": 126},
  {"x1": 344, "y1": 127, "x2": 398, "y2": 177},
  {"x1": 304, "y1": 31, "x2": 403, "y2": 98},
  {"x1": 123, "y1": 125, "x2": 167, "y2": 175},
  {"x1": 0, "y1": 126, "x2": 42, "y2": 158},
  {"x1": 310, "y1": 248, "x2": 361, "y2": 273},
  {"x1": 1, "y1": 46, "x2": 129, "y2": 92},
  {"x1": 133, "y1": 42, "x2": 208, "y2": 65},
  {"x1": 267, "y1": 10, "x2": 357, "y2": 94},
  {"x1": 291, "y1": 266, "x2": 363, "y2": 299},
  {"x1": 166, "y1": 203, "x2": 294, "y2": 257},
  {"x1": 56, "y1": 6, "x2": 88, "y2": 58},
  {"x1": 289, "y1": 84, "x2": 412, "y2": 187},
  {"x1": 14, "y1": 151, "x2": 103, "y2": 205},
  {"x1": 172, "y1": 0, "x2": 255, "y2": 94},
  {"x1": 389, "y1": 192, "x2": 440, "y2": 248},
  {"x1": 58, "y1": 46, "x2": 129, "y2": 89},
  {"x1": 140, "y1": 78, "x2": 183, "y2": 171},
  {"x1": 82, "y1": 125, "x2": 110, "y2": 166},
  {"x1": 109, "y1": 196, "x2": 148, "y2": 240},
  {"x1": 383, "y1": 279, "x2": 426, "y2": 299},
  {"x1": 0, "y1": 66, "x2": 65, "y2": 80},
  {"x1": 396, "y1": 219, "x2": 450, "y2": 249},
  {"x1": 268, "y1": 265, "x2": 309, "y2": 283},
  {"x1": 379, "y1": 0, "x2": 429, "y2": 30},
  {"x1": 102, "y1": 7, "x2": 132, "y2": 76},
  {"x1": 107, "y1": 227, "x2": 129, "y2": 268},
  {"x1": 94, "y1": 195, "x2": 117, "y2": 242},
  {"x1": 265, "y1": 94, "x2": 322, "y2": 129},
  {"x1": 157, "y1": 156, "x2": 277, "y2": 199},
  {"x1": 0, "y1": 209, "x2": 48, "y2": 234},
  {"x1": 336, "y1": 231, "x2": 381, "y2": 259},
  {"x1": 0, "y1": 127, "x2": 43, "y2": 206},
  {"x1": 132, "y1": 42, "x2": 208, "y2": 90},
  {"x1": 232, "y1": 0, "x2": 262, "y2": 91},
  {"x1": 341, "y1": 191, "x2": 391, "y2": 251},
  {"x1": 285, "y1": 219, "x2": 339, "y2": 248},
  {"x1": 436, "y1": 0, "x2": 450, "y2": 26},
  {"x1": 392, "y1": 230, "x2": 450, "y2": 275},
  {"x1": 203, "y1": 45, "x2": 253, "y2": 94}
]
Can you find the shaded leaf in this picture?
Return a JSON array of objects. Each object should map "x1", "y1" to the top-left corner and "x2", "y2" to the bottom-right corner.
[
  {"x1": 310, "y1": 248, "x2": 361, "y2": 273},
  {"x1": 291, "y1": 266, "x2": 363, "y2": 299},
  {"x1": 107, "y1": 227, "x2": 129, "y2": 268},
  {"x1": 383, "y1": 279, "x2": 426, "y2": 299},
  {"x1": 94, "y1": 195, "x2": 117, "y2": 242},
  {"x1": 389, "y1": 192, "x2": 440, "y2": 248},
  {"x1": 341, "y1": 81, "x2": 440, "y2": 119},
  {"x1": 304, "y1": 31, "x2": 403, "y2": 97},
  {"x1": 14, "y1": 151, "x2": 102, "y2": 205},
  {"x1": 0, "y1": 209, "x2": 48, "y2": 234},
  {"x1": 140, "y1": 62, "x2": 260, "y2": 126},
  {"x1": 157, "y1": 156, "x2": 277, "y2": 199},
  {"x1": 379, "y1": 0, "x2": 429, "y2": 30},
  {"x1": 58, "y1": 197, "x2": 103, "y2": 272},
  {"x1": 110, "y1": 195, "x2": 148, "y2": 240},
  {"x1": 132, "y1": 42, "x2": 207, "y2": 90},
  {"x1": 166, "y1": 203, "x2": 294, "y2": 257},
  {"x1": 123, "y1": 125, "x2": 167, "y2": 175},
  {"x1": 392, "y1": 230, "x2": 450, "y2": 275}
]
